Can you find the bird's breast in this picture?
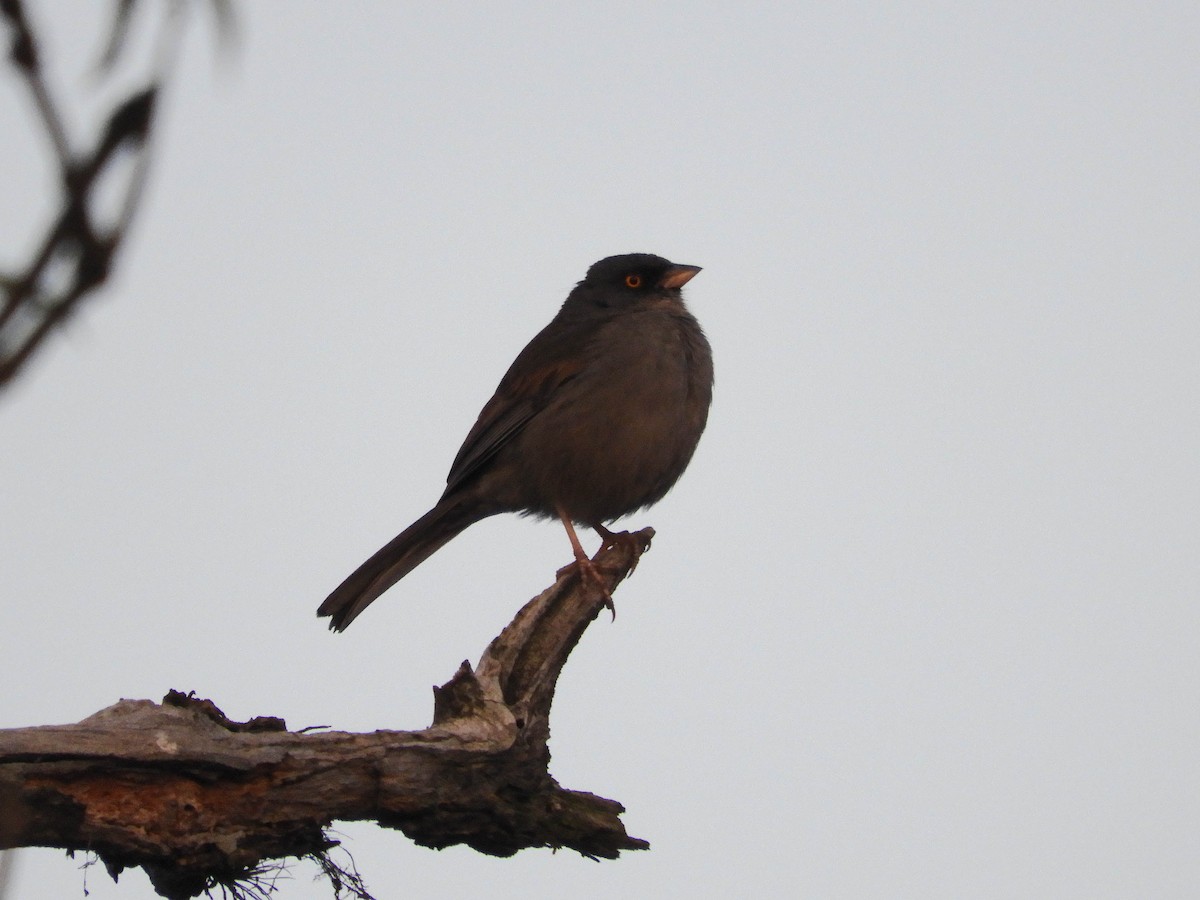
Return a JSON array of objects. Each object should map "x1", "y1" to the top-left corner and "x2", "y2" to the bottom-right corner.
[{"x1": 508, "y1": 308, "x2": 712, "y2": 525}]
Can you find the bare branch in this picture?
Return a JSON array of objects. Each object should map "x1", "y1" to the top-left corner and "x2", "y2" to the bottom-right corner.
[
  {"x1": 0, "y1": 0, "x2": 195, "y2": 390},
  {"x1": 0, "y1": 530, "x2": 656, "y2": 899}
]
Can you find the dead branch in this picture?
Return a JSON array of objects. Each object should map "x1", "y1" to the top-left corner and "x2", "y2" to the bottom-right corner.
[{"x1": 0, "y1": 528, "x2": 654, "y2": 900}]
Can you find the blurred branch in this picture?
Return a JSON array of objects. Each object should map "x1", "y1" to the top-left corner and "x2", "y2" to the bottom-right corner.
[
  {"x1": 0, "y1": 0, "x2": 211, "y2": 391},
  {"x1": 0, "y1": 531, "x2": 654, "y2": 900}
]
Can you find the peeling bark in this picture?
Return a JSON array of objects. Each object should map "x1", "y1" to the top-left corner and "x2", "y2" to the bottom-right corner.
[{"x1": 0, "y1": 529, "x2": 655, "y2": 899}]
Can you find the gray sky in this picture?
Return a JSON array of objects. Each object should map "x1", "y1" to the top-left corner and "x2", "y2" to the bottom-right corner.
[{"x1": 3, "y1": 3, "x2": 1198, "y2": 898}]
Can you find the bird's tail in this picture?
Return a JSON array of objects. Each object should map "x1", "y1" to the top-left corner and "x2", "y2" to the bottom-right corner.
[{"x1": 318, "y1": 496, "x2": 493, "y2": 631}]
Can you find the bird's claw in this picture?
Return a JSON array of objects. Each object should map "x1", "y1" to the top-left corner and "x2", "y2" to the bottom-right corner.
[
  {"x1": 557, "y1": 556, "x2": 617, "y2": 620},
  {"x1": 594, "y1": 526, "x2": 651, "y2": 575}
]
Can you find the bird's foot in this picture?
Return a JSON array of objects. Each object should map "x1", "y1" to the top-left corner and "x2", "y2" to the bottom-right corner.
[
  {"x1": 556, "y1": 555, "x2": 617, "y2": 620},
  {"x1": 594, "y1": 525, "x2": 653, "y2": 575}
]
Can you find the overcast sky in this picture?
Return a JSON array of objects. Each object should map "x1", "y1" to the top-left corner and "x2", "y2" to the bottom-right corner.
[{"x1": 3, "y1": 3, "x2": 1198, "y2": 899}]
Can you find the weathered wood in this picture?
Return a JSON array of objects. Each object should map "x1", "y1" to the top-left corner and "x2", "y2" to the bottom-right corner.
[{"x1": 0, "y1": 529, "x2": 655, "y2": 899}]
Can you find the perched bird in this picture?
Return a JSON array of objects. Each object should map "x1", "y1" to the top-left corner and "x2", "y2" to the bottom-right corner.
[{"x1": 319, "y1": 253, "x2": 713, "y2": 631}]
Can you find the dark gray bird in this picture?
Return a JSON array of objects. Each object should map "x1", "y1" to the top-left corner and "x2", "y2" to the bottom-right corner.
[{"x1": 319, "y1": 253, "x2": 713, "y2": 630}]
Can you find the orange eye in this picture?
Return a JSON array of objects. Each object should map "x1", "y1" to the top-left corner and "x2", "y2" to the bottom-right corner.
[{"x1": 625, "y1": 274, "x2": 642, "y2": 288}]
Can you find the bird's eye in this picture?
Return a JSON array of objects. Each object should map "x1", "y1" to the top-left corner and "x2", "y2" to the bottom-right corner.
[{"x1": 625, "y1": 274, "x2": 642, "y2": 288}]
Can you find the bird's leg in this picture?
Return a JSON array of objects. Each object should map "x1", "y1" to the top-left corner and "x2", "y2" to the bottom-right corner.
[{"x1": 555, "y1": 506, "x2": 616, "y2": 618}]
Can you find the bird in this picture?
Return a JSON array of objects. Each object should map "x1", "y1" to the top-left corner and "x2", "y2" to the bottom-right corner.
[{"x1": 318, "y1": 253, "x2": 713, "y2": 631}]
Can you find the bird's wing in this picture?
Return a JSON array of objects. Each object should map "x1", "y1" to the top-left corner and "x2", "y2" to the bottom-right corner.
[{"x1": 443, "y1": 316, "x2": 595, "y2": 495}]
